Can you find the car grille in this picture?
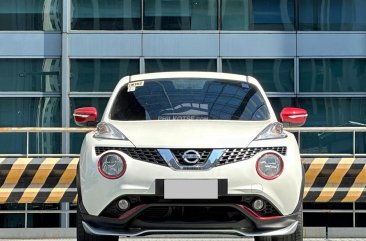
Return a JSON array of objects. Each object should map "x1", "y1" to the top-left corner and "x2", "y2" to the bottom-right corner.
[
  {"x1": 95, "y1": 147, "x2": 167, "y2": 166},
  {"x1": 171, "y1": 149, "x2": 212, "y2": 165},
  {"x1": 217, "y1": 147, "x2": 287, "y2": 166},
  {"x1": 95, "y1": 146, "x2": 287, "y2": 168}
]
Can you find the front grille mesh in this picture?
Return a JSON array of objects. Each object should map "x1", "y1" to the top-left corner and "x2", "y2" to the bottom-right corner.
[
  {"x1": 95, "y1": 147, "x2": 167, "y2": 166},
  {"x1": 171, "y1": 149, "x2": 212, "y2": 165},
  {"x1": 217, "y1": 147, "x2": 287, "y2": 166}
]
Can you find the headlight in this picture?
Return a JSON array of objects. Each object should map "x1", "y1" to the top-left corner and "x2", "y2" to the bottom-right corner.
[
  {"x1": 98, "y1": 153, "x2": 126, "y2": 179},
  {"x1": 94, "y1": 122, "x2": 127, "y2": 140},
  {"x1": 256, "y1": 153, "x2": 283, "y2": 180},
  {"x1": 255, "y1": 122, "x2": 287, "y2": 141}
]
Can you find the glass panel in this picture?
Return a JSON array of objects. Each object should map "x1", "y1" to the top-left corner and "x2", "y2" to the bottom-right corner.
[
  {"x1": 70, "y1": 59, "x2": 140, "y2": 92},
  {"x1": 299, "y1": 59, "x2": 366, "y2": 92},
  {"x1": 299, "y1": 98, "x2": 366, "y2": 127},
  {"x1": 110, "y1": 79, "x2": 270, "y2": 121},
  {"x1": 27, "y1": 204, "x2": 60, "y2": 228},
  {"x1": 71, "y1": 0, "x2": 141, "y2": 30},
  {"x1": 0, "y1": 98, "x2": 61, "y2": 154},
  {"x1": 0, "y1": 204, "x2": 25, "y2": 228},
  {"x1": 144, "y1": 0, "x2": 217, "y2": 30},
  {"x1": 299, "y1": 0, "x2": 366, "y2": 31},
  {"x1": 0, "y1": 0, "x2": 61, "y2": 31},
  {"x1": 222, "y1": 59, "x2": 294, "y2": 92},
  {"x1": 70, "y1": 98, "x2": 108, "y2": 154},
  {"x1": 298, "y1": 97, "x2": 366, "y2": 154},
  {"x1": 221, "y1": 0, "x2": 295, "y2": 30},
  {"x1": 145, "y1": 59, "x2": 217, "y2": 73},
  {"x1": 0, "y1": 59, "x2": 61, "y2": 92}
]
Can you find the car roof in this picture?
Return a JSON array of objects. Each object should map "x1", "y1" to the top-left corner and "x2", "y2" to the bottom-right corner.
[{"x1": 128, "y1": 71, "x2": 250, "y2": 83}]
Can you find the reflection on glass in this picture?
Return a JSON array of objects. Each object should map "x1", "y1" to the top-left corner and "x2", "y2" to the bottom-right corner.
[
  {"x1": 70, "y1": 98, "x2": 108, "y2": 153},
  {"x1": 145, "y1": 59, "x2": 217, "y2": 73},
  {"x1": 221, "y1": 0, "x2": 295, "y2": 30},
  {"x1": 70, "y1": 59, "x2": 139, "y2": 92},
  {"x1": 0, "y1": 0, "x2": 61, "y2": 31},
  {"x1": 71, "y1": 0, "x2": 141, "y2": 30},
  {"x1": 0, "y1": 59, "x2": 61, "y2": 92},
  {"x1": 222, "y1": 59, "x2": 294, "y2": 92},
  {"x1": 0, "y1": 98, "x2": 61, "y2": 154},
  {"x1": 299, "y1": 0, "x2": 366, "y2": 31},
  {"x1": 300, "y1": 59, "x2": 366, "y2": 92},
  {"x1": 144, "y1": 0, "x2": 217, "y2": 30}
]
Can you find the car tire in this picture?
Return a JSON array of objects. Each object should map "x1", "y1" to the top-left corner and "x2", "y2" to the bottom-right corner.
[
  {"x1": 273, "y1": 205, "x2": 303, "y2": 241},
  {"x1": 255, "y1": 236, "x2": 272, "y2": 241},
  {"x1": 77, "y1": 206, "x2": 118, "y2": 241}
]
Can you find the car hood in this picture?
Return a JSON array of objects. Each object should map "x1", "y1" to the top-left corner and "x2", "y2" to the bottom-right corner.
[{"x1": 109, "y1": 120, "x2": 272, "y2": 148}]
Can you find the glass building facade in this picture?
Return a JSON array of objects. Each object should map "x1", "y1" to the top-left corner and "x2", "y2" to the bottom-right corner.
[{"x1": 1, "y1": 0, "x2": 366, "y2": 229}]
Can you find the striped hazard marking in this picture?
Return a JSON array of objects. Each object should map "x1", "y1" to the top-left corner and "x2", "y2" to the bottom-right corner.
[{"x1": 0, "y1": 158, "x2": 77, "y2": 204}]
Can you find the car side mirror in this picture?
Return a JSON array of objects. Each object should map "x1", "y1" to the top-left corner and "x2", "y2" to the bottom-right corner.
[
  {"x1": 280, "y1": 107, "x2": 308, "y2": 127},
  {"x1": 73, "y1": 107, "x2": 98, "y2": 127}
]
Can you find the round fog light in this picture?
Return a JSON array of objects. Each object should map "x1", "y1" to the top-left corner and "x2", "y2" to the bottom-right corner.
[
  {"x1": 252, "y1": 199, "x2": 264, "y2": 211},
  {"x1": 118, "y1": 199, "x2": 130, "y2": 210}
]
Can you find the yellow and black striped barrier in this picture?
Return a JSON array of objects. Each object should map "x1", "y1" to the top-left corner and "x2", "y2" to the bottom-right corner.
[
  {"x1": 303, "y1": 157, "x2": 366, "y2": 203},
  {"x1": 0, "y1": 157, "x2": 78, "y2": 204},
  {"x1": 1, "y1": 157, "x2": 366, "y2": 203}
]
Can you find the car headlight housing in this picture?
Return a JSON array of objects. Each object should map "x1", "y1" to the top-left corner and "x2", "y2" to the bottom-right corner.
[
  {"x1": 94, "y1": 122, "x2": 127, "y2": 140},
  {"x1": 98, "y1": 153, "x2": 126, "y2": 179},
  {"x1": 256, "y1": 153, "x2": 283, "y2": 180},
  {"x1": 255, "y1": 122, "x2": 287, "y2": 141}
]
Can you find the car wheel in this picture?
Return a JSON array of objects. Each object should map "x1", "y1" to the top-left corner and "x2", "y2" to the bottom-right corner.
[
  {"x1": 273, "y1": 205, "x2": 303, "y2": 241},
  {"x1": 77, "y1": 206, "x2": 118, "y2": 241},
  {"x1": 255, "y1": 236, "x2": 272, "y2": 241}
]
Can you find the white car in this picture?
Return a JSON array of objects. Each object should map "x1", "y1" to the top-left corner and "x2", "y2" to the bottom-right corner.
[{"x1": 74, "y1": 72, "x2": 307, "y2": 241}]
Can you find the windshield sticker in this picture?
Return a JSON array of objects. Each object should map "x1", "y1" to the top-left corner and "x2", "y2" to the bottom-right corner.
[
  {"x1": 241, "y1": 83, "x2": 250, "y2": 89},
  {"x1": 128, "y1": 81, "x2": 144, "y2": 92}
]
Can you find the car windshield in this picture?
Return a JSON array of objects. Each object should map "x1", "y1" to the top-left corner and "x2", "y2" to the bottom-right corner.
[{"x1": 110, "y1": 78, "x2": 270, "y2": 121}]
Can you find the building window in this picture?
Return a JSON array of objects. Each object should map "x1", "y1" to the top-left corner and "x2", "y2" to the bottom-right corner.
[
  {"x1": 0, "y1": 59, "x2": 61, "y2": 92},
  {"x1": 71, "y1": 0, "x2": 141, "y2": 30},
  {"x1": 143, "y1": 0, "x2": 218, "y2": 30},
  {"x1": 145, "y1": 59, "x2": 217, "y2": 72},
  {"x1": 221, "y1": 0, "x2": 295, "y2": 30},
  {"x1": 70, "y1": 59, "x2": 139, "y2": 92},
  {"x1": 299, "y1": 0, "x2": 366, "y2": 31},
  {"x1": 222, "y1": 59, "x2": 294, "y2": 92},
  {"x1": 0, "y1": 97, "x2": 61, "y2": 154},
  {"x1": 300, "y1": 59, "x2": 366, "y2": 92},
  {"x1": 0, "y1": 0, "x2": 61, "y2": 31},
  {"x1": 298, "y1": 97, "x2": 366, "y2": 154}
]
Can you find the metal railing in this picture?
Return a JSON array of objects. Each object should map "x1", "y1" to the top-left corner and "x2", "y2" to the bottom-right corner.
[
  {"x1": 1, "y1": 126, "x2": 366, "y2": 157},
  {"x1": 286, "y1": 126, "x2": 366, "y2": 157},
  {"x1": 0, "y1": 127, "x2": 94, "y2": 158}
]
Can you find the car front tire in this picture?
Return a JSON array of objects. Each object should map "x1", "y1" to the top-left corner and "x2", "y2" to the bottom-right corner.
[
  {"x1": 273, "y1": 207, "x2": 303, "y2": 241},
  {"x1": 254, "y1": 206, "x2": 303, "y2": 241},
  {"x1": 77, "y1": 206, "x2": 118, "y2": 241}
]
